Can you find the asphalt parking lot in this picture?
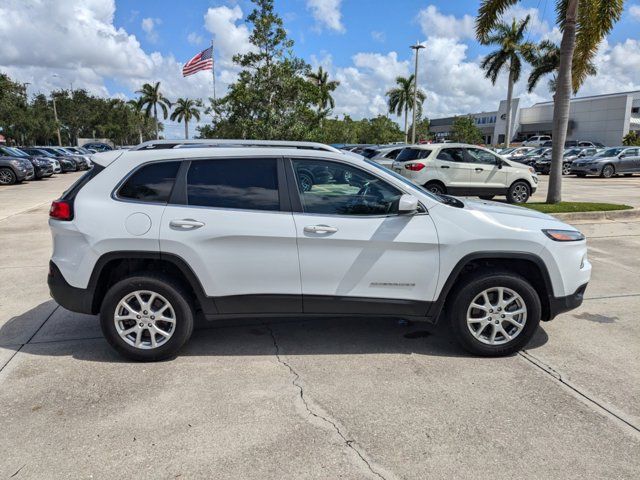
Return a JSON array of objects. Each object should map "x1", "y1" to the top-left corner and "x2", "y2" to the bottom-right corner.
[{"x1": 1, "y1": 172, "x2": 639, "y2": 479}]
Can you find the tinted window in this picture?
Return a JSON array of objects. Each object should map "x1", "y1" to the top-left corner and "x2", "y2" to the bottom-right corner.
[
  {"x1": 465, "y1": 148, "x2": 499, "y2": 165},
  {"x1": 385, "y1": 148, "x2": 402, "y2": 159},
  {"x1": 293, "y1": 159, "x2": 402, "y2": 215},
  {"x1": 187, "y1": 158, "x2": 279, "y2": 211},
  {"x1": 436, "y1": 148, "x2": 465, "y2": 163},
  {"x1": 396, "y1": 148, "x2": 431, "y2": 162},
  {"x1": 118, "y1": 161, "x2": 180, "y2": 203}
]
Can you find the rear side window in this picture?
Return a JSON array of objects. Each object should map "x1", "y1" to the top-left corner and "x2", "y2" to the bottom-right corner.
[
  {"x1": 186, "y1": 158, "x2": 279, "y2": 211},
  {"x1": 437, "y1": 148, "x2": 466, "y2": 162},
  {"x1": 396, "y1": 148, "x2": 431, "y2": 162},
  {"x1": 61, "y1": 164, "x2": 105, "y2": 201},
  {"x1": 118, "y1": 161, "x2": 180, "y2": 203}
]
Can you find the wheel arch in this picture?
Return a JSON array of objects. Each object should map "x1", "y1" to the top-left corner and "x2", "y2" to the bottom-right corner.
[
  {"x1": 428, "y1": 252, "x2": 554, "y2": 323},
  {"x1": 87, "y1": 251, "x2": 216, "y2": 316}
]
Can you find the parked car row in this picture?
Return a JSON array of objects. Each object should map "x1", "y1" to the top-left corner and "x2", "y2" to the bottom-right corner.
[{"x1": 0, "y1": 145, "x2": 93, "y2": 186}]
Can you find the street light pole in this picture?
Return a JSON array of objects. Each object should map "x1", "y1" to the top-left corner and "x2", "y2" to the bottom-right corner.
[
  {"x1": 410, "y1": 43, "x2": 425, "y2": 145},
  {"x1": 52, "y1": 94, "x2": 62, "y2": 146}
]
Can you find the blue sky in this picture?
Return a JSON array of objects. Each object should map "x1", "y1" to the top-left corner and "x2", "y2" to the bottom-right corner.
[{"x1": 1, "y1": 1, "x2": 640, "y2": 138}]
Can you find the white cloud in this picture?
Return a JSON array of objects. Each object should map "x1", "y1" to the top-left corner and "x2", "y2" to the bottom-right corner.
[
  {"x1": 417, "y1": 5, "x2": 475, "y2": 40},
  {"x1": 141, "y1": 17, "x2": 161, "y2": 43},
  {"x1": 630, "y1": 5, "x2": 640, "y2": 20},
  {"x1": 306, "y1": 0, "x2": 345, "y2": 33},
  {"x1": 203, "y1": 5, "x2": 253, "y2": 62},
  {"x1": 187, "y1": 32, "x2": 204, "y2": 46},
  {"x1": 371, "y1": 31, "x2": 385, "y2": 43}
]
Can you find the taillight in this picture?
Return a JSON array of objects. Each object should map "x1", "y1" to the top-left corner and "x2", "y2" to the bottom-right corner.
[
  {"x1": 49, "y1": 200, "x2": 72, "y2": 220},
  {"x1": 405, "y1": 162, "x2": 425, "y2": 171}
]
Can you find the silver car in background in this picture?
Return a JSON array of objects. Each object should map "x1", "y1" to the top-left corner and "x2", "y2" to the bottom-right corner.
[{"x1": 571, "y1": 147, "x2": 640, "y2": 177}]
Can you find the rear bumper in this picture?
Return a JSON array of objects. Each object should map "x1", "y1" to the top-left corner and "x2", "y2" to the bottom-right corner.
[
  {"x1": 546, "y1": 283, "x2": 587, "y2": 320},
  {"x1": 48, "y1": 261, "x2": 94, "y2": 314}
]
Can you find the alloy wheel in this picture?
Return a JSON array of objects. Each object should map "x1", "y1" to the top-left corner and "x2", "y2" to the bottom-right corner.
[
  {"x1": 510, "y1": 183, "x2": 529, "y2": 203},
  {"x1": 0, "y1": 169, "x2": 15, "y2": 185},
  {"x1": 114, "y1": 290, "x2": 176, "y2": 349},
  {"x1": 466, "y1": 287, "x2": 527, "y2": 345},
  {"x1": 562, "y1": 163, "x2": 571, "y2": 175},
  {"x1": 602, "y1": 165, "x2": 614, "y2": 178}
]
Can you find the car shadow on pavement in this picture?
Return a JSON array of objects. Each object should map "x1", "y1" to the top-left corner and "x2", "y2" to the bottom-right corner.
[{"x1": 0, "y1": 301, "x2": 549, "y2": 363}]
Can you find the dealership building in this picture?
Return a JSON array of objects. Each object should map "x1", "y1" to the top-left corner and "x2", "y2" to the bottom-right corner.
[{"x1": 429, "y1": 90, "x2": 640, "y2": 146}]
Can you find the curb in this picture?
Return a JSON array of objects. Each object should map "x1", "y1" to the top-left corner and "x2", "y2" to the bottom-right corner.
[{"x1": 551, "y1": 208, "x2": 640, "y2": 222}]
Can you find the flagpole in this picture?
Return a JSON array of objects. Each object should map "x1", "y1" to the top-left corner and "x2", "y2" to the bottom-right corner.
[{"x1": 211, "y1": 39, "x2": 216, "y2": 102}]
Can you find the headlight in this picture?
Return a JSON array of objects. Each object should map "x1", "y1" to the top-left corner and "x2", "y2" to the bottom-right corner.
[
  {"x1": 543, "y1": 229, "x2": 585, "y2": 242},
  {"x1": 528, "y1": 167, "x2": 535, "y2": 173}
]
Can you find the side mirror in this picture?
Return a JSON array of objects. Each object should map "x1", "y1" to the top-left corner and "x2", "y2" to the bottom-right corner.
[
  {"x1": 578, "y1": 152, "x2": 586, "y2": 157},
  {"x1": 398, "y1": 194, "x2": 419, "y2": 214},
  {"x1": 497, "y1": 160, "x2": 504, "y2": 169},
  {"x1": 619, "y1": 154, "x2": 626, "y2": 158}
]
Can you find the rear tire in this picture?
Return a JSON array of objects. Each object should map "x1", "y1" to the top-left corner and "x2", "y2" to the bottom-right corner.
[
  {"x1": 449, "y1": 272, "x2": 541, "y2": 356},
  {"x1": 425, "y1": 181, "x2": 446, "y2": 195},
  {"x1": 601, "y1": 164, "x2": 615, "y2": 178},
  {"x1": 0, "y1": 168, "x2": 17, "y2": 185},
  {"x1": 507, "y1": 181, "x2": 530, "y2": 204},
  {"x1": 100, "y1": 275, "x2": 194, "y2": 361}
]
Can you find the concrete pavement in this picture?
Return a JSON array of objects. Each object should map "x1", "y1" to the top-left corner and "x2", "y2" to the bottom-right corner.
[{"x1": 1, "y1": 173, "x2": 639, "y2": 479}]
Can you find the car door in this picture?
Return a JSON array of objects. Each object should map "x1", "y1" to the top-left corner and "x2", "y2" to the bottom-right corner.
[
  {"x1": 464, "y1": 147, "x2": 508, "y2": 191},
  {"x1": 433, "y1": 147, "x2": 471, "y2": 190},
  {"x1": 288, "y1": 157, "x2": 440, "y2": 315},
  {"x1": 619, "y1": 148, "x2": 639, "y2": 172},
  {"x1": 160, "y1": 157, "x2": 302, "y2": 314}
]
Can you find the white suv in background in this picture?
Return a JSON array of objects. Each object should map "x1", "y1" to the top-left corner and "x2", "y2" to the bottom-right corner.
[
  {"x1": 48, "y1": 140, "x2": 589, "y2": 361},
  {"x1": 391, "y1": 143, "x2": 538, "y2": 203},
  {"x1": 523, "y1": 135, "x2": 552, "y2": 147}
]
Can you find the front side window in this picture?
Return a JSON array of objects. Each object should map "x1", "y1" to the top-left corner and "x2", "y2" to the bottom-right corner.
[
  {"x1": 292, "y1": 159, "x2": 402, "y2": 216},
  {"x1": 437, "y1": 148, "x2": 466, "y2": 163},
  {"x1": 187, "y1": 158, "x2": 279, "y2": 211},
  {"x1": 118, "y1": 161, "x2": 180, "y2": 203},
  {"x1": 465, "y1": 148, "x2": 500, "y2": 165}
]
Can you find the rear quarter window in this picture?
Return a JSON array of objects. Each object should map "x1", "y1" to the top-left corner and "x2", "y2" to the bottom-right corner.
[{"x1": 117, "y1": 161, "x2": 181, "y2": 203}]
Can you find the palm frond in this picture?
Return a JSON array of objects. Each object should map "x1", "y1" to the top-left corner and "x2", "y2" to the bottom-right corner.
[{"x1": 476, "y1": 0, "x2": 519, "y2": 43}]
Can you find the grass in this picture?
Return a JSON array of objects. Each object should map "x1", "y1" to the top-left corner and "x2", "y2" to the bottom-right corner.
[{"x1": 522, "y1": 202, "x2": 633, "y2": 214}]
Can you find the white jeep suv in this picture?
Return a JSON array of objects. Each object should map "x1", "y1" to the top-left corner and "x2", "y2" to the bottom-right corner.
[
  {"x1": 48, "y1": 141, "x2": 590, "y2": 361},
  {"x1": 391, "y1": 143, "x2": 538, "y2": 203}
]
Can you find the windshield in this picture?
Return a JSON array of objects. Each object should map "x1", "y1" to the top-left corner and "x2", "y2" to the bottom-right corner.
[
  {"x1": 364, "y1": 159, "x2": 443, "y2": 203},
  {"x1": 595, "y1": 148, "x2": 623, "y2": 158},
  {"x1": 395, "y1": 147, "x2": 432, "y2": 162},
  {"x1": 564, "y1": 149, "x2": 581, "y2": 157},
  {"x1": 524, "y1": 148, "x2": 544, "y2": 157},
  {"x1": 500, "y1": 147, "x2": 516, "y2": 155}
]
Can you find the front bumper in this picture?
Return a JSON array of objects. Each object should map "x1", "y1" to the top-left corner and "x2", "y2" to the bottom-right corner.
[
  {"x1": 547, "y1": 283, "x2": 588, "y2": 320},
  {"x1": 571, "y1": 163, "x2": 601, "y2": 175}
]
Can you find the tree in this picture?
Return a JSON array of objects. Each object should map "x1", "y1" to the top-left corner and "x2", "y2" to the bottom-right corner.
[
  {"x1": 136, "y1": 81, "x2": 172, "y2": 139},
  {"x1": 622, "y1": 131, "x2": 640, "y2": 146},
  {"x1": 479, "y1": 16, "x2": 535, "y2": 149},
  {"x1": 170, "y1": 98, "x2": 202, "y2": 139},
  {"x1": 526, "y1": 40, "x2": 596, "y2": 93},
  {"x1": 386, "y1": 75, "x2": 426, "y2": 143},
  {"x1": 306, "y1": 66, "x2": 340, "y2": 113},
  {"x1": 450, "y1": 116, "x2": 484, "y2": 144},
  {"x1": 477, "y1": 0, "x2": 624, "y2": 203},
  {"x1": 408, "y1": 117, "x2": 432, "y2": 143}
]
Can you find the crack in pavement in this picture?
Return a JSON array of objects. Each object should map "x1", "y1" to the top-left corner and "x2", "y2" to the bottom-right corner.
[
  {"x1": 519, "y1": 350, "x2": 640, "y2": 438},
  {"x1": 265, "y1": 324, "x2": 390, "y2": 480}
]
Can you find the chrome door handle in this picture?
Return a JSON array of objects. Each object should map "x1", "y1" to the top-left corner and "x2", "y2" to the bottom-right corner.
[
  {"x1": 170, "y1": 219, "x2": 205, "y2": 229},
  {"x1": 304, "y1": 224, "x2": 338, "y2": 234},
  {"x1": 440, "y1": 165, "x2": 450, "y2": 169}
]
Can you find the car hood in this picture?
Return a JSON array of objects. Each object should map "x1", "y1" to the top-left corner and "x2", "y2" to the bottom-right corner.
[{"x1": 462, "y1": 198, "x2": 557, "y2": 222}]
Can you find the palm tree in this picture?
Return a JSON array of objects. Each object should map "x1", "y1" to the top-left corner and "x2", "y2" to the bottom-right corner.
[
  {"x1": 386, "y1": 75, "x2": 426, "y2": 143},
  {"x1": 526, "y1": 40, "x2": 596, "y2": 94},
  {"x1": 136, "y1": 82, "x2": 172, "y2": 140},
  {"x1": 127, "y1": 98, "x2": 145, "y2": 144},
  {"x1": 170, "y1": 98, "x2": 202, "y2": 139},
  {"x1": 479, "y1": 16, "x2": 535, "y2": 149},
  {"x1": 306, "y1": 67, "x2": 340, "y2": 112},
  {"x1": 476, "y1": 0, "x2": 624, "y2": 203}
]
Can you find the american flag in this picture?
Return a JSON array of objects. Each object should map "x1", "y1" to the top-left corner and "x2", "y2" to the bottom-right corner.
[{"x1": 182, "y1": 46, "x2": 213, "y2": 77}]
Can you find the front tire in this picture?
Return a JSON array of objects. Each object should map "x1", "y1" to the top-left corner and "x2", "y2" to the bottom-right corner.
[
  {"x1": 0, "y1": 168, "x2": 17, "y2": 185},
  {"x1": 100, "y1": 275, "x2": 194, "y2": 361},
  {"x1": 562, "y1": 163, "x2": 571, "y2": 175},
  {"x1": 601, "y1": 164, "x2": 615, "y2": 178},
  {"x1": 449, "y1": 272, "x2": 541, "y2": 356},
  {"x1": 507, "y1": 181, "x2": 530, "y2": 204}
]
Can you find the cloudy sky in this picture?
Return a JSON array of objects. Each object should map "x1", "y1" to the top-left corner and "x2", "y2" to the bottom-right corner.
[{"x1": 1, "y1": 0, "x2": 640, "y2": 138}]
